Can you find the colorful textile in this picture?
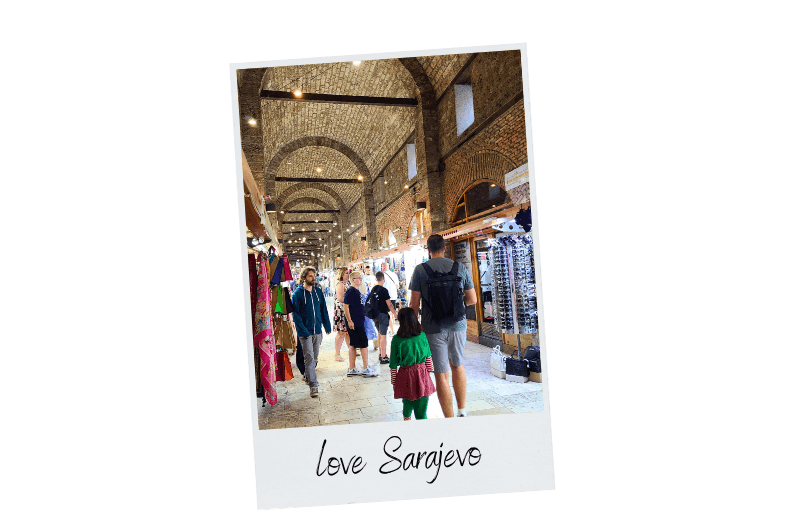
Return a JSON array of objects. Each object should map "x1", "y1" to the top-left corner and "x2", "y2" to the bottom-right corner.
[
  {"x1": 254, "y1": 253, "x2": 277, "y2": 406},
  {"x1": 274, "y1": 347, "x2": 294, "y2": 382},
  {"x1": 282, "y1": 255, "x2": 293, "y2": 281},
  {"x1": 270, "y1": 256, "x2": 285, "y2": 285},
  {"x1": 248, "y1": 254, "x2": 261, "y2": 396}
]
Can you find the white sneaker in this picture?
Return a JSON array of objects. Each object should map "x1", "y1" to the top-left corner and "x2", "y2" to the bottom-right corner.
[
  {"x1": 362, "y1": 367, "x2": 379, "y2": 378},
  {"x1": 346, "y1": 368, "x2": 363, "y2": 377}
]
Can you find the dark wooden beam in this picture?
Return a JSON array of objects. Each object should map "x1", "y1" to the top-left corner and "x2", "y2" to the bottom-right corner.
[
  {"x1": 282, "y1": 220, "x2": 334, "y2": 225},
  {"x1": 276, "y1": 176, "x2": 361, "y2": 183},
  {"x1": 284, "y1": 209, "x2": 339, "y2": 214},
  {"x1": 261, "y1": 90, "x2": 418, "y2": 107}
]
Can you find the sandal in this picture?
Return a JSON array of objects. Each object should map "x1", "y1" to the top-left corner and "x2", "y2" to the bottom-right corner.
[{"x1": 335, "y1": 355, "x2": 345, "y2": 362}]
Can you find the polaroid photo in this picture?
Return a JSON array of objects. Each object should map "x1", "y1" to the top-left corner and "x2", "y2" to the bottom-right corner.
[{"x1": 230, "y1": 43, "x2": 554, "y2": 509}]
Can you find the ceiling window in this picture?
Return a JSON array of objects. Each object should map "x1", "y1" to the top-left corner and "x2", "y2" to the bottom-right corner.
[
  {"x1": 455, "y1": 74, "x2": 475, "y2": 136},
  {"x1": 407, "y1": 143, "x2": 417, "y2": 179}
]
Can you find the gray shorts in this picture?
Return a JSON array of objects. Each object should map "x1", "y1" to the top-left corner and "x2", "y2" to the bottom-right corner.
[
  {"x1": 425, "y1": 328, "x2": 466, "y2": 374},
  {"x1": 372, "y1": 313, "x2": 389, "y2": 335}
]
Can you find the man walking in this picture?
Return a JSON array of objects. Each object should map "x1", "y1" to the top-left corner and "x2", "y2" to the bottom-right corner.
[
  {"x1": 371, "y1": 271, "x2": 397, "y2": 364},
  {"x1": 409, "y1": 235, "x2": 477, "y2": 418},
  {"x1": 381, "y1": 262, "x2": 400, "y2": 333},
  {"x1": 291, "y1": 266, "x2": 332, "y2": 397}
]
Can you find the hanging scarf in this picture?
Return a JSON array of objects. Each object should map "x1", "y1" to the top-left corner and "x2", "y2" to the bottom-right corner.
[
  {"x1": 255, "y1": 253, "x2": 277, "y2": 406},
  {"x1": 248, "y1": 254, "x2": 262, "y2": 396},
  {"x1": 270, "y1": 256, "x2": 285, "y2": 285},
  {"x1": 282, "y1": 255, "x2": 293, "y2": 281}
]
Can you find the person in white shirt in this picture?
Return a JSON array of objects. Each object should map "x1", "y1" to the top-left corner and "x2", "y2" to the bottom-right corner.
[{"x1": 381, "y1": 262, "x2": 400, "y2": 333}]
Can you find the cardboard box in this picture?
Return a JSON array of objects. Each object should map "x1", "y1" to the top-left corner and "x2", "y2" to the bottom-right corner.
[
  {"x1": 506, "y1": 374, "x2": 529, "y2": 383},
  {"x1": 528, "y1": 371, "x2": 542, "y2": 383}
]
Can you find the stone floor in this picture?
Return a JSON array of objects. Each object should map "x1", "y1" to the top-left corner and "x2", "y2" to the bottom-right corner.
[{"x1": 257, "y1": 305, "x2": 543, "y2": 429}]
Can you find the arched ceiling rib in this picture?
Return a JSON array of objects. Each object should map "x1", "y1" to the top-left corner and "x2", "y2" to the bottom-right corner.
[
  {"x1": 260, "y1": 59, "x2": 418, "y2": 178},
  {"x1": 416, "y1": 53, "x2": 474, "y2": 100}
]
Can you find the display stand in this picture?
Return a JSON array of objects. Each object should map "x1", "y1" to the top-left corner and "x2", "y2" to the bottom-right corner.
[{"x1": 488, "y1": 233, "x2": 538, "y2": 356}]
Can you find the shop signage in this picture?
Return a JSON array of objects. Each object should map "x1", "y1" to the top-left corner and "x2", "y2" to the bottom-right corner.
[{"x1": 504, "y1": 163, "x2": 529, "y2": 191}]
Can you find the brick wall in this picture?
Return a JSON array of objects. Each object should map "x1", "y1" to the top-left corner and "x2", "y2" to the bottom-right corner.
[
  {"x1": 437, "y1": 50, "x2": 524, "y2": 157},
  {"x1": 442, "y1": 99, "x2": 529, "y2": 220}
]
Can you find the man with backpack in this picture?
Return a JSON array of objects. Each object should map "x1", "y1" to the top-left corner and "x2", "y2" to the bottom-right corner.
[
  {"x1": 408, "y1": 234, "x2": 477, "y2": 418},
  {"x1": 365, "y1": 271, "x2": 397, "y2": 364}
]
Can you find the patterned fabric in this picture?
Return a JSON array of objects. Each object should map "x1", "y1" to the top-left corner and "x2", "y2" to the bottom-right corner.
[
  {"x1": 254, "y1": 253, "x2": 277, "y2": 406},
  {"x1": 248, "y1": 254, "x2": 262, "y2": 396},
  {"x1": 333, "y1": 280, "x2": 350, "y2": 332}
]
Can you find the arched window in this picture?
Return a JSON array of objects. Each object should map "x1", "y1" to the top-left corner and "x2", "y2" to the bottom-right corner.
[
  {"x1": 407, "y1": 210, "x2": 424, "y2": 239},
  {"x1": 451, "y1": 180, "x2": 513, "y2": 225}
]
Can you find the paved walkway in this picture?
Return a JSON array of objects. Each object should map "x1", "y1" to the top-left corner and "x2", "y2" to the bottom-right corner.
[{"x1": 257, "y1": 303, "x2": 543, "y2": 429}]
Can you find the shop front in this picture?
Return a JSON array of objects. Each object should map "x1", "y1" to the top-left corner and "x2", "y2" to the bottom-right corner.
[{"x1": 441, "y1": 180, "x2": 538, "y2": 353}]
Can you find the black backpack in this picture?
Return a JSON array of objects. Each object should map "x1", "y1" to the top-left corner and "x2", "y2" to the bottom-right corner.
[
  {"x1": 364, "y1": 287, "x2": 381, "y2": 320},
  {"x1": 421, "y1": 261, "x2": 466, "y2": 324}
]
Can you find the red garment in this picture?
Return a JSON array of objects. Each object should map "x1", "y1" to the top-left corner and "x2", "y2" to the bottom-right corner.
[
  {"x1": 282, "y1": 255, "x2": 293, "y2": 281},
  {"x1": 393, "y1": 362, "x2": 436, "y2": 401},
  {"x1": 274, "y1": 348, "x2": 294, "y2": 382}
]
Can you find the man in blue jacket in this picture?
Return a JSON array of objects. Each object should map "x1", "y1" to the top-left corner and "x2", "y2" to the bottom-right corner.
[{"x1": 291, "y1": 266, "x2": 332, "y2": 397}]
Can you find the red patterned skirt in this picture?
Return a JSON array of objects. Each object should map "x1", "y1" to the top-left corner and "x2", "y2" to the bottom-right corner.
[{"x1": 393, "y1": 363, "x2": 436, "y2": 401}]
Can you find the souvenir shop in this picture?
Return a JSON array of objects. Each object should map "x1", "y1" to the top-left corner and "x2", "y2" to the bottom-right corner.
[
  {"x1": 242, "y1": 150, "x2": 299, "y2": 407},
  {"x1": 440, "y1": 179, "x2": 539, "y2": 354}
]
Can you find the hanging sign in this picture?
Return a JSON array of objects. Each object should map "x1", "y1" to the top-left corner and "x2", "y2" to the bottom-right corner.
[{"x1": 504, "y1": 163, "x2": 529, "y2": 191}]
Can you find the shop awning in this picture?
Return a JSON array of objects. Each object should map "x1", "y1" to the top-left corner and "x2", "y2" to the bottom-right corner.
[
  {"x1": 440, "y1": 206, "x2": 519, "y2": 241},
  {"x1": 242, "y1": 150, "x2": 279, "y2": 251}
]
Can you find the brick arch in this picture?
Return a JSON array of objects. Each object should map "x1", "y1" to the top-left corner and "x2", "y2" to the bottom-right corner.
[
  {"x1": 444, "y1": 150, "x2": 518, "y2": 219},
  {"x1": 237, "y1": 67, "x2": 268, "y2": 192},
  {"x1": 398, "y1": 57, "x2": 445, "y2": 234},
  {"x1": 398, "y1": 58, "x2": 437, "y2": 111},
  {"x1": 265, "y1": 135, "x2": 377, "y2": 253},
  {"x1": 281, "y1": 197, "x2": 336, "y2": 212},
  {"x1": 277, "y1": 182, "x2": 345, "y2": 211},
  {"x1": 265, "y1": 136, "x2": 371, "y2": 181}
]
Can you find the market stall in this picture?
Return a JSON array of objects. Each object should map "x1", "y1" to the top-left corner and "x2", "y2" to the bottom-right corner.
[{"x1": 441, "y1": 180, "x2": 536, "y2": 352}]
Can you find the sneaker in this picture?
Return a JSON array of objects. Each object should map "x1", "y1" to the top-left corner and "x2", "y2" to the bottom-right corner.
[
  {"x1": 362, "y1": 367, "x2": 379, "y2": 378},
  {"x1": 379, "y1": 356, "x2": 390, "y2": 364},
  {"x1": 346, "y1": 368, "x2": 363, "y2": 377},
  {"x1": 310, "y1": 385, "x2": 319, "y2": 397},
  {"x1": 457, "y1": 413, "x2": 467, "y2": 417}
]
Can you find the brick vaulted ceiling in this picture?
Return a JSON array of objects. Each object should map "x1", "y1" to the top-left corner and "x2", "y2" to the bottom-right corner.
[{"x1": 237, "y1": 53, "x2": 474, "y2": 248}]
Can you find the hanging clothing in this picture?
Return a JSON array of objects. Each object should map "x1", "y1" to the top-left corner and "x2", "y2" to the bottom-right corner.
[
  {"x1": 248, "y1": 254, "x2": 262, "y2": 397},
  {"x1": 273, "y1": 314, "x2": 296, "y2": 354},
  {"x1": 274, "y1": 347, "x2": 294, "y2": 382},
  {"x1": 255, "y1": 253, "x2": 277, "y2": 406},
  {"x1": 282, "y1": 255, "x2": 293, "y2": 282},
  {"x1": 271, "y1": 255, "x2": 294, "y2": 285}
]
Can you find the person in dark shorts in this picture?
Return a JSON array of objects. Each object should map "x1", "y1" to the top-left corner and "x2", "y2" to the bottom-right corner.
[
  {"x1": 371, "y1": 271, "x2": 397, "y2": 364},
  {"x1": 343, "y1": 270, "x2": 378, "y2": 377}
]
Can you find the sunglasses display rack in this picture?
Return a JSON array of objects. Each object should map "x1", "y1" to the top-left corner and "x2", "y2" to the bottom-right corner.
[{"x1": 488, "y1": 234, "x2": 538, "y2": 337}]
